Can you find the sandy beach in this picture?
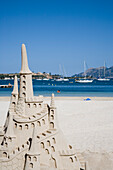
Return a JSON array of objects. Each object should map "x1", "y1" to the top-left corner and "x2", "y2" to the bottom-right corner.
[{"x1": 0, "y1": 96, "x2": 113, "y2": 170}]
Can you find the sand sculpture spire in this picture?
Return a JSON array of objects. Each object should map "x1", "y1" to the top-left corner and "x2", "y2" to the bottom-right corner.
[
  {"x1": 12, "y1": 75, "x2": 18, "y2": 95},
  {"x1": 20, "y1": 44, "x2": 32, "y2": 74},
  {"x1": 19, "y1": 44, "x2": 33, "y2": 99},
  {"x1": 49, "y1": 93, "x2": 58, "y2": 129},
  {"x1": 8, "y1": 75, "x2": 18, "y2": 112},
  {"x1": 50, "y1": 93, "x2": 55, "y2": 108}
]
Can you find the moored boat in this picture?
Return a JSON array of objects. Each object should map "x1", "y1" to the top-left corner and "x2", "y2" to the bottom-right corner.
[{"x1": 76, "y1": 79, "x2": 93, "y2": 83}]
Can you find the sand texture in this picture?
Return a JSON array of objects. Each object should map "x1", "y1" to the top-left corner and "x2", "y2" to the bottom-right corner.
[{"x1": 0, "y1": 97, "x2": 113, "y2": 170}]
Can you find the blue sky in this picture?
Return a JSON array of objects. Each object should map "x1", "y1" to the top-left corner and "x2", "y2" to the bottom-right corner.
[{"x1": 0, "y1": 0, "x2": 113, "y2": 76}]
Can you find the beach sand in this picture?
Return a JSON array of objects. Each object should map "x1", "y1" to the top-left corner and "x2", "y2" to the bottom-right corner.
[{"x1": 0, "y1": 97, "x2": 113, "y2": 170}]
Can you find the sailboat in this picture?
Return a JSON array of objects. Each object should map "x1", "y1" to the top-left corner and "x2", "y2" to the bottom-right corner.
[
  {"x1": 77, "y1": 61, "x2": 93, "y2": 83},
  {"x1": 56, "y1": 64, "x2": 69, "y2": 81},
  {"x1": 62, "y1": 65, "x2": 69, "y2": 81},
  {"x1": 97, "y1": 62, "x2": 110, "y2": 81}
]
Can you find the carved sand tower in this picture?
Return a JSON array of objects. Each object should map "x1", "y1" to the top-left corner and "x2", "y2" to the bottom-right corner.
[{"x1": 0, "y1": 44, "x2": 87, "y2": 170}]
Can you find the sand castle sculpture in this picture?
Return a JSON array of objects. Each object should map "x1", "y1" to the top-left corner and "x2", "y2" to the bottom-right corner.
[{"x1": 0, "y1": 44, "x2": 87, "y2": 170}]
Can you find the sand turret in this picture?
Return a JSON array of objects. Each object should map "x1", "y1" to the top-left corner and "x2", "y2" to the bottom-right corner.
[
  {"x1": 9, "y1": 75, "x2": 18, "y2": 112},
  {"x1": 49, "y1": 93, "x2": 57, "y2": 129},
  {"x1": 12, "y1": 76, "x2": 18, "y2": 95},
  {"x1": 20, "y1": 44, "x2": 32, "y2": 74},
  {"x1": 50, "y1": 93, "x2": 56, "y2": 108},
  {"x1": 19, "y1": 44, "x2": 33, "y2": 99}
]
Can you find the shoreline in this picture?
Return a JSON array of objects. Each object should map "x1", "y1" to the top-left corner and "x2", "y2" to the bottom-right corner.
[{"x1": 0, "y1": 96, "x2": 113, "y2": 101}]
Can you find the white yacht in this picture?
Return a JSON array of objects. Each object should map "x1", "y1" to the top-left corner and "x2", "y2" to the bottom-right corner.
[
  {"x1": 43, "y1": 78, "x2": 49, "y2": 81},
  {"x1": 77, "y1": 79, "x2": 93, "y2": 83},
  {"x1": 97, "y1": 78, "x2": 110, "y2": 81},
  {"x1": 56, "y1": 64, "x2": 69, "y2": 81},
  {"x1": 36, "y1": 78, "x2": 42, "y2": 80},
  {"x1": 97, "y1": 62, "x2": 110, "y2": 81},
  {"x1": 4, "y1": 77, "x2": 11, "y2": 80},
  {"x1": 56, "y1": 78, "x2": 69, "y2": 81},
  {"x1": 77, "y1": 61, "x2": 93, "y2": 83}
]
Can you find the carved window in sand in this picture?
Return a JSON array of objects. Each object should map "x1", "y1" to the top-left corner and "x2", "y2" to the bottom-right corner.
[
  {"x1": 51, "y1": 110, "x2": 54, "y2": 114},
  {"x1": 39, "y1": 103, "x2": 41, "y2": 108},
  {"x1": 5, "y1": 143, "x2": 8, "y2": 147},
  {"x1": 50, "y1": 122, "x2": 54, "y2": 129},
  {"x1": 52, "y1": 138, "x2": 56, "y2": 144},
  {"x1": 45, "y1": 149, "x2": 49, "y2": 154},
  {"x1": 70, "y1": 157, "x2": 73, "y2": 163},
  {"x1": 13, "y1": 94, "x2": 16, "y2": 99},
  {"x1": 19, "y1": 125, "x2": 22, "y2": 130},
  {"x1": 23, "y1": 81, "x2": 26, "y2": 85},
  {"x1": 31, "y1": 123, "x2": 35, "y2": 128},
  {"x1": 69, "y1": 145, "x2": 72, "y2": 149},
  {"x1": 33, "y1": 156, "x2": 37, "y2": 161},
  {"x1": 47, "y1": 140, "x2": 51, "y2": 147},
  {"x1": 51, "y1": 146, "x2": 55, "y2": 152},
  {"x1": 75, "y1": 156, "x2": 77, "y2": 161},
  {"x1": 3, "y1": 152, "x2": 7, "y2": 157},
  {"x1": 37, "y1": 121, "x2": 41, "y2": 126},
  {"x1": 25, "y1": 124, "x2": 29, "y2": 129},
  {"x1": 8, "y1": 137, "x2": 12, "y2": 142},
  {"x1": 29, "y1": 163, "x2": 33, "y2": 168},
  {"x1": 12, "y1": 102, "x2": 16, "y2": 107},
  {"x1": 27, "y1": 103, "x2": 30, "y2": 108},
  {"x1": 27, "y1": 141, "x2": 29, "y2": 145},
  {"x1": 15, "y1": 123, "x2": 17, "y2": 128},
  {"x1": 22, "y1": 92, "x2": 26, "y2": 97},
  {"x1": 42, "y1": 119, "x2": 45, "y2": 125},
  {"x1": 37, "y1": 136, "x2": 40, "y2": 139},
  {"x1": 41, "y1": 142, "x2": 45, "y2": 149},
  {"x1": 51, "y1": 115, "x2": 54, "y2": 120},
  {"x1": 42, "y1": 133, "x2": 46, "y2": 136},
  {"x1": 23, "y1": 75, "x2": 26, "y2": 79},
  {"x1": 18, "y1": 147, "x2": 20, "y2": 151},
  {"x1": 33, "y1": 103, "x2": 37, "y2": 108},
  {"x1": 23, "y1": 86, "x2": 26, "y2": 91},
  {"x1": 28, "y1": 156, "x2": 31, "y2": 161}
]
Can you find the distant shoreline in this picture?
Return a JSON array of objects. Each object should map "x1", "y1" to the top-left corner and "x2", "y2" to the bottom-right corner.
[{"x1": 0, "y1": 96, "x2": 113, "y2": 101}]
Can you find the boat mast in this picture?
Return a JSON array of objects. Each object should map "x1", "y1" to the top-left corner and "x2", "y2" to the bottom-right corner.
[
  {"x1": 63, "y1": 65, "x2": 67, "y2": 78},
  {"x1": 99, "y1": 67, "x2": 101, "y2": 78},
  {"x1": 104, "y1": 61, "x2": 106, "y2": 78},
  {"x1": 59, "y1": 64, "x2": 63, "y2": 78},
  {"x1": 84, "y1": 61, "x2": 86, "y2": 79}
]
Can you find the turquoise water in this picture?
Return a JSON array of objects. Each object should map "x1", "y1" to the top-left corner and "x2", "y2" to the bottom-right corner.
[{"x1": 0, "y1": 79, "x2": 113, "y2": 97}]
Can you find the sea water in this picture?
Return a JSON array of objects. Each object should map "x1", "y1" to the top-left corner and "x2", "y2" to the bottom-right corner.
[{"x1": 0, "y1": 79, "x2": 113, "y2": 97}]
